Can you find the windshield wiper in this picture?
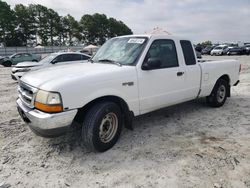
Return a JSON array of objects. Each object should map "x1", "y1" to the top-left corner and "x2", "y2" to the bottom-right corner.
[{"x1": 98, "y1": 59, "x2": 122, "y2": 66}]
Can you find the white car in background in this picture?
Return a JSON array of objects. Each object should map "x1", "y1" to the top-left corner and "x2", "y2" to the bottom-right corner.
[
  {"x1": 210, "y1": 45, "x2": 228, "y2": 56},
  {"x1": 11, "y1": 52, "x2": 91, "y2": 80}
]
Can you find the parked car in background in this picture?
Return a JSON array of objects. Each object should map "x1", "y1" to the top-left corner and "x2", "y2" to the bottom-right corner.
[
  {"x1": 194, "y1": 45, "x2": 202, "y2": 53},
  {"x1": 201, "y1": 45, "x2": 216, "y2": 55},
  {"x1": 0, "y1": 53, "x2": 41, "y2": 67},
  {"x1": 210, "y1": 45, "x2": 228, "y2": 55},
  {"x1": 195, "y1": 50, "x2": 202, "y2": 59},
  {"x1": 226, "y1": 47, "x2": 243, "y2": 55},
  {"x1": 11, "y1": 52, "x2": 91, "y2": 80},
  {"x1": 242, "y1": 45, "x2": 250, "y2": 55}
]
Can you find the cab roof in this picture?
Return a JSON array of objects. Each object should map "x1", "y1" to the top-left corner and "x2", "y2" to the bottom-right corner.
[{"x1": 116, "y1": 34, "x2": 191, "y2": 42}]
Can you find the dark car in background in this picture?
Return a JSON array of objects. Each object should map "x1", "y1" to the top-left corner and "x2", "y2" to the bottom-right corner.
[
  {"x1": 226, "y1": 47, "x2": 243, "y2": 55},
  {"x1": 201, "y1": 45, "x2": 216, "y2": 55},
  {"x1": 242, "y1": 45, "x2": 250, "y2": 55},
  {"x1": 195, "y1": 50, "x2": 202, "y2": 59}
]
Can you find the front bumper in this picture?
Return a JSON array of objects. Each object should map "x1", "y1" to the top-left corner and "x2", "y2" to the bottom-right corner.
[{"x1": 17, "y1": 98, "x2": 77, "y2": 137}]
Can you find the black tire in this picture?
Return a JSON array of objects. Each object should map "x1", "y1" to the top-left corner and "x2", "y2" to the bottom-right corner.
[
  {"x1": 32, "y1": 59, "x2": 38, "y2": 62},
  {"x1": 206, "y1": 79, "x2": 229, "y2": 107},
  {"x1": 82, "y1": 101, "x2": 122, "y2": 152},
  {"x1": 2, "y1": 61, "x2": 12, "y2": 67}
]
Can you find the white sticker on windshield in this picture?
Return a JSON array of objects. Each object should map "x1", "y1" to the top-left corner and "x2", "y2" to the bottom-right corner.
[{"x1": 128, "y1": 38, "x2": 145, "y2": 44}]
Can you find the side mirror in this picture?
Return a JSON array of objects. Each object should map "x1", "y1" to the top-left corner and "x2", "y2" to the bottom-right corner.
[{"x1": 142, "y1": 58, "x2": 161, "y2": 70}]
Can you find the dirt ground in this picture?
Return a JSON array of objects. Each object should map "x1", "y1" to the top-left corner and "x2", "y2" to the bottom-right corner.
[{"x1": 0, "y1": 55, "x2": 250, "y2": 188}]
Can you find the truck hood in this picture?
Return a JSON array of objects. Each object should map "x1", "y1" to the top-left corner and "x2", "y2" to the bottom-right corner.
[
  {"x1": 21, "y1": 62, "x2": 134, "y2": 90},
  {"x1": 15, "y1": 61, "x2": 42, "y2": 68}
]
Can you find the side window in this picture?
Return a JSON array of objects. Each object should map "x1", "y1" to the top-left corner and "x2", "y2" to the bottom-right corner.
[
  {"x1": 14, "y1": 54, "x2": 22, "y2": 58},
  {"x1": 24, "y1": 53, "x2": 31, "y2": 57},
  {"x1": 144, "y1": 39, "x2": 179, "y2": 69},
  {"x1": 81, "y1": 55, "x2": 90, "y2": 60},
  {"x1": 180, "y1": 40, "x2": 196, "y2": 65},
  {"x1": 72, "y1": 54, "x2": 82, "y2": 61},
  {"x1": 52, "y1": 55, "x2": 63, "y2": 63},
  {"x1": 62, "y1": 54, "x2": 82, "y2": 62}
]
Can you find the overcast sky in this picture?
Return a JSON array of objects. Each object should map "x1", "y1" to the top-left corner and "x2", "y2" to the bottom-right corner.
[{"x1": 6, "y1": 0, "x2": 250, "y2": 43}]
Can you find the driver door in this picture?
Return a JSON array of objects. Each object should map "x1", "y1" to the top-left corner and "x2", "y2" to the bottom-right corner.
[{"x1": 138, "y1": 39, "x2": 186, "y2": 114}]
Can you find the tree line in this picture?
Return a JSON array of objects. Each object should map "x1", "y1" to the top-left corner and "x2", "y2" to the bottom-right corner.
[{"x1": 0, "y1": 1, "x2": 133, "y2": 47}]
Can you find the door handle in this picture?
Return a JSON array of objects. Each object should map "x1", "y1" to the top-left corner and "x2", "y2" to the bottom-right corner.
[{"x1": 177, "y1": 72, "x2": 184, "y2": 76}]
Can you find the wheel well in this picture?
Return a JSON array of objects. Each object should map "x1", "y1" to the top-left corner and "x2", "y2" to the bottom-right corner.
[
  {"x1": 73, "y1": 96, "x2": 133, "y2": 127},
  {"x1": 218, "y1": 74, "x2": 230, "y2": 97},
  {"x1": 218, "y1": 74, "x2": 230, "y2": 85},
  {"x1": 3, "y1": 61, "x2": 12, "y2": 66}
]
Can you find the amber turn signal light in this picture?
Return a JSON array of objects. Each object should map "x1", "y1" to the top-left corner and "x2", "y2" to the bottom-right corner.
[{"x1": 34, "y1": 101, "x2": 63, "y2": 113}]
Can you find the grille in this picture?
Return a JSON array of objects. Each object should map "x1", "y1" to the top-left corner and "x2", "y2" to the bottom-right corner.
[{"x1": 18, "y1": 82, "x2": 37, "y2": 108}]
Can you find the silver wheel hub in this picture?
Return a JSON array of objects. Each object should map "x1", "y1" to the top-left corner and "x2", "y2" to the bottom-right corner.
[
  {"x1": 217, "y1": 85, "x2": 226, "y2": 103},
  {"x1": 99, "y1": 112, "x2": 118, "y2": 143}
]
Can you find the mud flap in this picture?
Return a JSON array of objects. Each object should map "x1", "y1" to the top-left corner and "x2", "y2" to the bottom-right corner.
[{"x1": 124, "y1": 111, "x2": 134, "y2": 130}]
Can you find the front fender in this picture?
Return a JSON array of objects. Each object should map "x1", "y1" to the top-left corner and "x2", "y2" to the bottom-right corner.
[{"x1": 60, "y1": 82, "x2": 139, "y2": 116}]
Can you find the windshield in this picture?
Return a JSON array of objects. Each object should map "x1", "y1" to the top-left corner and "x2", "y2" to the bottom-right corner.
[
  {"x1": 92, "y1": 37, "x2": 148, "y2": 65},
  {"x1": 39, "y1": 54, "x2": 58, "y2": 64},
  {"x1": 9, "y1": 53, "x2": 18, "y2": 58}
]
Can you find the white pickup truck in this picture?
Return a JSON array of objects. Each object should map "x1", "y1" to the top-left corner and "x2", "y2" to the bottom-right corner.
[{"x1": 16, "y1": 34, "x2": 240, "y2": 152}]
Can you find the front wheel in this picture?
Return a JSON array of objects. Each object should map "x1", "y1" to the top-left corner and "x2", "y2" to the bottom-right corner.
[
  {"x1": 206, "y1": 79, "x2": 229, "y2": 107},
  {"x1": 81, "y1": 101, "x2": 122, "y2": 152}
]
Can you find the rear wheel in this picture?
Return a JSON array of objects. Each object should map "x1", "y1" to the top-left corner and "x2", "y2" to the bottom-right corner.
[
  {"x1": 206, "y1": 79, "x2": 229, "y2": 107},
  {"x1": 81, "y1": 101, "x2": 122, "y2": 152},
  {"x1": 2, "y1": 61, "x2": 12, "y2": 67},
  {"x1": 32, "y1": 59, "x2": 38, "y2": 62}
]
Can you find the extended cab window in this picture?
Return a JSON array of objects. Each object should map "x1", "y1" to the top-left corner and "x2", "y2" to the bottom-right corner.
[
  {"x1": 180, "y1": 40, "x2": 196, "y2": 65},
  {"x1": 144, "y1": 39, "x2": 178, "y2": 69}
]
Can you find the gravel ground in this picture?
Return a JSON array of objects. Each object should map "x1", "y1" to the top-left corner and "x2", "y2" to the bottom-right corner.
[{"x1": 0, "y1": 55, "x2": 250, "y2": 188}]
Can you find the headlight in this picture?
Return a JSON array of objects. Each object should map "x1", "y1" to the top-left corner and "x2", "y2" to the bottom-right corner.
[{"x1": 34, "y1": 90, "x2": 63, "y2": 113}]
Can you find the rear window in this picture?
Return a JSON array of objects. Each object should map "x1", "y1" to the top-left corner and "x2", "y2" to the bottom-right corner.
[{"x1": 180, "y1": 40, "x2": 196, "y2": 65}]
